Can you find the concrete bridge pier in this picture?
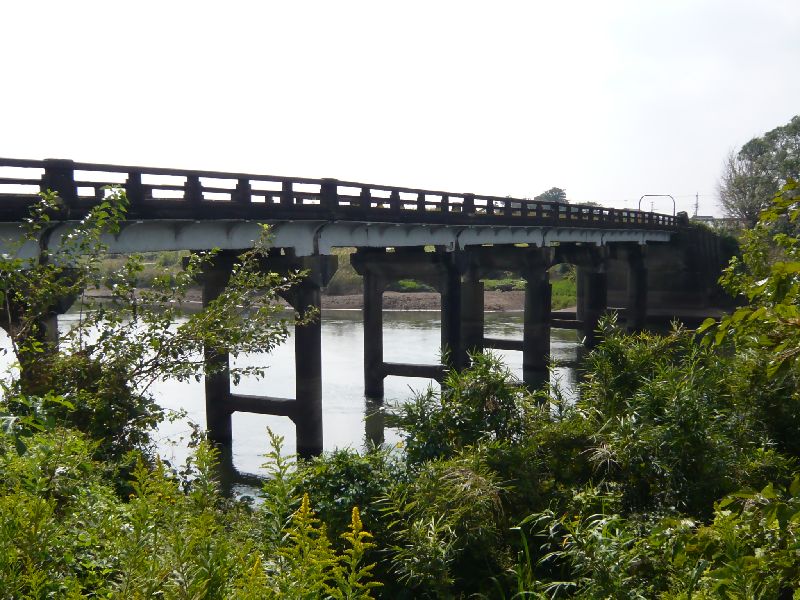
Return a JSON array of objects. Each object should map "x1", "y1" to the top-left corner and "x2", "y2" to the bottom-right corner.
[
  {"x1": 460, "y1": 266, "x2": 485, "y2": 361},
  {"x1": 200, "y1": 254, "x2": 236, "y2": 446},
  {"x1": 522, "y1": 258, "x2": 552, "y2": 387},
  {"x1": 459, "y1": 245, "x2": 552, "y2": 388},
  {"x1": 352, "y1": 247, "x2": 461, "y2": 400},
  {"x1": 576, "y1": 254, "x2": 609, "y2": 348},
  {"x1": 361, "y1": 263, "x2": 387, "y2": 399},
  {"x1": 201, "y1": 250, "x2": 337, "y2": 458},
  {"x1": 626, "y1": 245, "x2": 648, "y2": 332},
  {"x1": 278, "y1": 266, "x2": 326, "y2": 458}
]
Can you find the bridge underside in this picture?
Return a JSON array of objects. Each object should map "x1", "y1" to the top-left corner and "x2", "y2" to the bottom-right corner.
[
  {"x1": 194, "y1": 240, "x2": 670, "y2": 457},
  {"x1": 0, "y1": 219, "x2": 671, "y2": 259}
]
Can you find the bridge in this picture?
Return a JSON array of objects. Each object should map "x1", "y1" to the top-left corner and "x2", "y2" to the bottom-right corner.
[{"x1": 0, "y1": 158, "x2": 728, "y2": 457}]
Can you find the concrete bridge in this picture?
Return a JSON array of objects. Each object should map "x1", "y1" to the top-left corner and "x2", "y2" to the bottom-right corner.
[{"x1": 0, "y1": 158, "x2": 730, "y2": 456}]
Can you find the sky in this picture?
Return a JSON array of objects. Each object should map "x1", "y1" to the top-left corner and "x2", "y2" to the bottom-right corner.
[{"x1": 1, "y1": 1, "x2": 798, "y2": 217}]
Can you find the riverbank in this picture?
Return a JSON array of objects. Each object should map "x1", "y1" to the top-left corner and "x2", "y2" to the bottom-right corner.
[
  {"x1": 323, "y1": 290, "x2": 526, "y2": 311},
  {"x1": 83, "y1": 287, "x2": 529, "y2": 311}
]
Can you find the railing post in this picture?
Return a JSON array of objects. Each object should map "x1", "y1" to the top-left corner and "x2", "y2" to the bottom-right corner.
[
  {"x1": 280, "y1": 181, "x2": 293, "y2": 206},
  {"x1": 41, "y1": 159, "x2": 77, "y2": 208},
  {"x1": 185, "y1": 175, "x2": 203, "y2": 204},
  {"x1": 233, "y1": 178, "x2": 251, "y2": 204},
  {"x1": 125, "y1": 171, "x2": 144, "y2": 205},
  {"x1": 463, "y1": 193, "x2": 475, "y2": 215},
  {"x1": 360, "y1": 187, "x2": 371, "y2": 211},
  {"x1": 416, "y1": 192, "x2": 425, "y2": 213},
  {"x1": 390, "y1": 189, "x2": 400, "y2": 213},
  {"x1": 320, "y1": 178, "x2": 338, "y2": 212}
]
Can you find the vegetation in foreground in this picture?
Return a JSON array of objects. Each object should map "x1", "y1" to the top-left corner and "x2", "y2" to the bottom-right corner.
[{"x1": 1, "y1": 183, "x2": 800, "y2": 598}]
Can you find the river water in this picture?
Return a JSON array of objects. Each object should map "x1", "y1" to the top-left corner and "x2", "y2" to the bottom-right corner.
[
  {"x1": 149, "y1": 310, "x2": 582, "y2": 478},
  {"x1": 2, "y1": 309, "x2": 581, "y2": 481}
]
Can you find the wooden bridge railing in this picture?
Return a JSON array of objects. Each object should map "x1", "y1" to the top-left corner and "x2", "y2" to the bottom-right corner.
[{"x1": 0, "y1": 158, "x2": 684, "y2": 229}]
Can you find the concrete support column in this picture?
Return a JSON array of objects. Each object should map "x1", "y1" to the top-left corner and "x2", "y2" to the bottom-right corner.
[
  {"x1": 441, "y1": 262, "x2": 465, "y2": 369},
  {"x1": 201, "y1": 258, "x2": 234, "y2": 446},
  {"x1": 363, "y1": 268, "x2": 385, "y2": 399},
  {"x1": 460, "y1": 268, "x2": 485, "y2": 361},
  {"x1": 290, "y1": 282, "x2": 324, "y2": 459},
  {"x1": 577, "y1": 265, "x2": 608, "y2": 348},
  {"x1": 522, "y1": 262, "x2": 551, "y2": 387},
  {"x1": 364, "y1": 399, "x2": 385, "y2": 447},
  {"x1": 626, "y1": 246, "x2": 647, "y2": 332}
]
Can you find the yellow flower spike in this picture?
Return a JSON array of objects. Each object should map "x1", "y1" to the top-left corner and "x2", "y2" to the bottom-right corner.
[{"x1": 351, "y1": 506, "x2": 362, "y2": 532}]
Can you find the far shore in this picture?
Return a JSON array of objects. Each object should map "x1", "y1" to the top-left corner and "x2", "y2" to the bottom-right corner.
[{"x1": 83, "y1": 287, "x2": 529, "y2": 312}]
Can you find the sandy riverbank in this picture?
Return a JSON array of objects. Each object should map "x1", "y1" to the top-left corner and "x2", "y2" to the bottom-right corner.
[{"x1": 322, "y1": 290, "x2": 525, "y2": 311}]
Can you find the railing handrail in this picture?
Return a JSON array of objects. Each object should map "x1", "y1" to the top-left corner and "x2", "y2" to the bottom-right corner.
[{"x1": 0, "y1": 157, "x2": 685, "y2": 229}]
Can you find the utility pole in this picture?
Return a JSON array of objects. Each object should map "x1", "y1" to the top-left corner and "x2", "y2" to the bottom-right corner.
[{"x1": 694, "y1": 192, "x2": 699, "y2": 217}]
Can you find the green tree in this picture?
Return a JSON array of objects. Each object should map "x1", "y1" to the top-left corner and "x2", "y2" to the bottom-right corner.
[
  {"x1": 719, "y1": 115, "x2": 800, "y2": 226},
  {"x1": 534, "y1": 187, "x2": 568, "y2": 204},
  {"x1": 0, "y1": 188, "x2": 307, "y2": 462}
]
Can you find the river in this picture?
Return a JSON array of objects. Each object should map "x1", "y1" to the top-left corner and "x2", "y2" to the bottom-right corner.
[
  {"x1": 148, "y1": 310, "x2": 582, "y2": 479},
  {"x1": 1, "y1": 309, "x2": 582, "y2": 484}
]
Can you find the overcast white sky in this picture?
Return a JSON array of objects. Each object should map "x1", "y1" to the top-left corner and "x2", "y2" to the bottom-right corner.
[{"x1": 2, "y1": 1, "x2": 798, "y2": 216}]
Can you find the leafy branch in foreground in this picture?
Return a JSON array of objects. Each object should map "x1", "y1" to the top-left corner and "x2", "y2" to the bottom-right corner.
[{"x1": 0, "y1": 188, "x2": 308, "y2": 461}]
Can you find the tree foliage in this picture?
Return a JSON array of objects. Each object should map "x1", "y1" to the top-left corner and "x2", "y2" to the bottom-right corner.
[
  {"x1": 0, "y1": 188, "x2": 306, "y2": 463},
  {"x1": 718, "y1": 115, "x2": 799, "y2": 226},
  {"x1": 534, "y1": 187, "x2": 568, "y2": 204}
]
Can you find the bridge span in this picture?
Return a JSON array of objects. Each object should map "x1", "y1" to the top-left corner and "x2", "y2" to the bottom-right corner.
[{"x1": 0, "y1": 158, "x2": 727, "y2": 457}]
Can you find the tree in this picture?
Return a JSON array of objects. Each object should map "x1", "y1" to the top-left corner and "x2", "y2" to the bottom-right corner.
[
  {"x1": 0, "y1": 188, "x2": 306, "y2": 462},
  {"x1": 719, "y1": 115, "x2": 800, "y2": 227},
  {"x1": 534, "y1": 187, "x2": 568, "y2": 204}
]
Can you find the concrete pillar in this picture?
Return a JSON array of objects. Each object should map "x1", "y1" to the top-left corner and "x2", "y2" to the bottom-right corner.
[
  {"x1": 626, "y1": 246, "x2": 647, "y2": 332},
  {"x1": 441, "y1": 263, "x2": 464, "y2": 369},
  {"x1": 363, "y1": 269, "x2": 385, "y2": 399},
  {"x1": 461, "y1": 268, "x2": 485, "y2": 361},
  {"x1": 522, "y1": 262, "x2": 551, "y2": 387},
  {"x1": 201, "y1": 258, "x2": 234, "y2": 446},
  {"x1": 577, "y1": 265, "x2": 608, "y2": 348},
  {"x1": 269, "y1": 252, "x2": 336, "y2": 458},
  {"x1": 364, "y1": 398, "x2": 385, "y2": 447},
  {"x1": 291, "y1": 282, "x2": 323, "y2": 459}
]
